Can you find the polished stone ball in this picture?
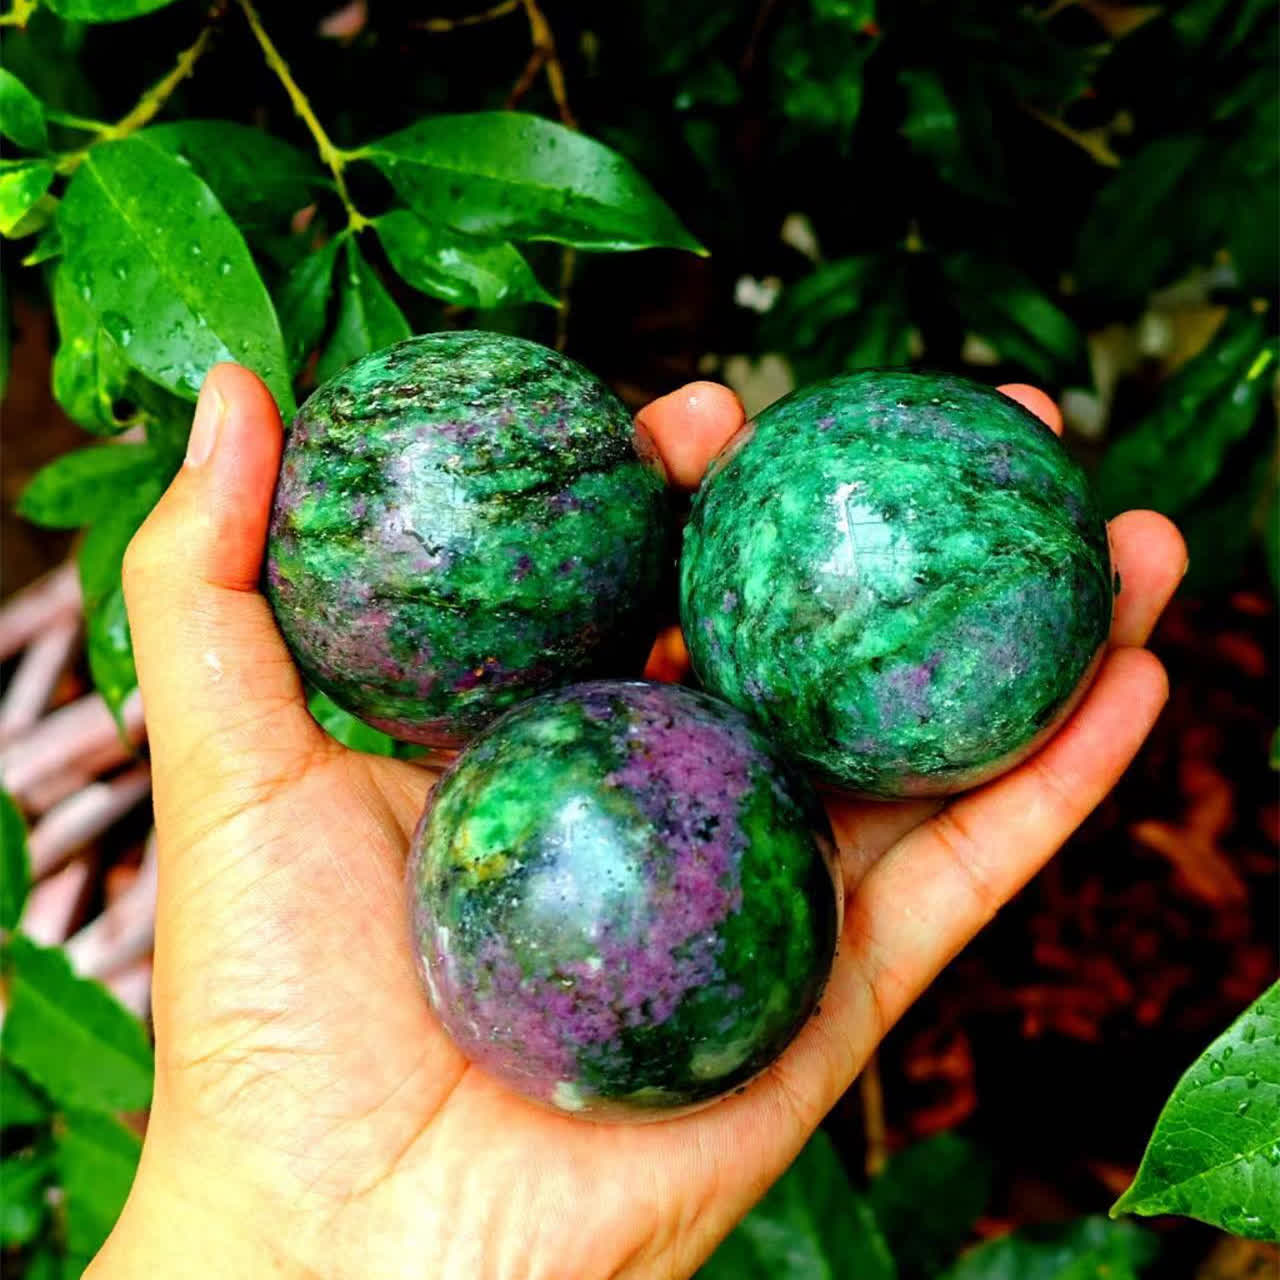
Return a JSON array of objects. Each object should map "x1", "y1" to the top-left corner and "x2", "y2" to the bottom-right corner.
[
  {"x1": 266, "y1": 332, "x2": 671, "y2": 747},
  {"x1": 408, "y1": 680, "x2": 840, "y2": 1119},
  {"x1": 680, "y1": 371, "x2": 1113, "y2": 797}
]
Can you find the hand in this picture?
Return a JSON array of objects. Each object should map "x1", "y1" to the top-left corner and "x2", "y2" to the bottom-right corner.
[{"x1": 88, "y1": 368, "x2": 1185, "y2": 1280}]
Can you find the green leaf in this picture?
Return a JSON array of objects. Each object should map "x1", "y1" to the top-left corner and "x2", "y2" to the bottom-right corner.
[
  {"x1": 1262, "y1": 465, "x2": 1279, "y2": 596},
  {"x1": 699, "y1": 1131, "x2": 897, "y2": 1279},
  {"x1": 0, "y1": 1149, "x2": 51, "y2": 1247},
  {"x1": 308, "y1": 690, "x2": 398, "y2": 756},
  {"x1": 0, "y1": 787, "x2": 31, "y2": 933},
  {"x1": 871, "y1": 1134, "x2": 992, "y2": 1278},
  {"x1": 44, "y1": 0, "x2": 181, "y2": 21},
  {"x1": 49, "y1": 261, "x2": 190, "y2": 439},
  {"x1": 76, "y1": 482, "x2": 163, "y2": 729},
  {"x1": 87, "y1": 585, "x2": 138, "y2": 731},
  {"x1": 1, "y1": 1060, "x2": 50, "y2": 1129},
  {"x1": 0, "y1": 68, "x2": 49, "y2": 152},
  {"x1": 774, "y1": 17, "x2": 878, "y2": 139},
  {"x1": 56, "y1": 1109, "x2": 142, "y2": 1257},
  {"x1": 21, "y1": 1244, "x2": 66, "y2": 1280},
  {"x1": 56, "y1": 134, "x2": 295, "y2": 415},
  {"x1": 18, "y1": 444, "x2": 161, "y2": 529},
  {"x1": 764, "y1": 254, "x2": 913, "y2": 381},
  {"x1": 813, "y1": 0, "x2": 875, "y2": 24},
  {"x1": 1111, "y1": 982, "x2": 1280, "y2": 1239},
  {"x1": 275, "y1": 236, "x2": 341, "y2": 372},
  {"x1": 23, "y1": 220, "x2": 62, "y2": 266},
  {"x1": 0, "y1": 159, "x2": 55, "y2": 236},
  {"x1": 363, "y1": 112, "x2": 704, "y2": 254},
  {"x1": 142, "y1": 121, "x2": 324, "y2": 238},
  {"x1": 897, "y1": 69, "x2": 1006, "y2": 205},
  {"x1": 3, "y1": 935, "x2": 153, "y2": 1114},
  {"x1": 314, "y1": 239, "x2": 411, "y2": 384},
  {"x1": 376, "y1": 209, "x2": 556, "y2": 310},
  {"x1": 945, "y1": 1217, "x2": 1157, "y2": 1279},
  {"x1": 942, "y1": 255, "x2": 1082, "y2": 382},
  {"x1": 1096, "y1": 315, "x2": 1276, "y2": 518}
]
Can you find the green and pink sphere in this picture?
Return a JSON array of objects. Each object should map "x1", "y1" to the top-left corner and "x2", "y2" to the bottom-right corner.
[
  {"x1": 408, "y1": 680, "x2": 841, "y2": 1118},
  {"x1": 266, "y1": 332, "x2": 672, "y2": 747},
  {"x1": 680, "y1": 371, "x2": 1114, "y2": 798}
]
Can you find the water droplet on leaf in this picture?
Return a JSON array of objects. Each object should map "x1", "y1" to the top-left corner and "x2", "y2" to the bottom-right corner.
[{"x1": 1209, "y1": 1059, "x2": 1225, "y2": 1077}]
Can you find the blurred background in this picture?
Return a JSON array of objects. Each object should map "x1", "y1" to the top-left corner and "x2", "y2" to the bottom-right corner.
[{"x1": 2, "y1": 1, "x2": 1276, "y2": 1276}]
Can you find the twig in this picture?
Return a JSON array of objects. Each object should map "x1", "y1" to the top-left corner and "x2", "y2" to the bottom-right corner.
[
  {"x1": 506, "y1": 0, "x2": 578, "y2": 345},
  {"x1": 237, "y1": 0, "x2": 370, "y2": 231},
  {"x1": 414, "y1": 0, "x2": 519, "y2": 31},
  {"x1": 105, "y1": 958, "x2": 153, "y2": 1020},
  {"x1": 21, "y1": 855, "x2": 97, "y2": 947},
  {"x1": 67, "y1": 832, "x2": 157, "y2": 980},
  {"x1": 0, "y1": 617, "x2": 79, "y2": 747},
  {"x1": 859, "y1": 1051, "x2": 889, "y2": 1177},
  {"x1": 0, "y1": 0, "x2": 39, "y2": 29},
  {"x1": 55, "y1": 16, "x2": 222, "y2": 175},
  {"x1": 0, "y1": 562, "x2": 80, "y2": 661},
  {"x1": 1023, "y1": 105, "x2": 1121, "y2": 167},
  {"x1": 1, "y1": 690, "x2": 145, "y2": 806},
  {"x1": 28, "y1": 765, "x2": 152, "y2": 879}
]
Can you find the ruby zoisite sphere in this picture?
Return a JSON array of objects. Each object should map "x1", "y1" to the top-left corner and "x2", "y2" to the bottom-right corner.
[
  {"x1": 408, "y1": 680, "x2": 840, "y2": 1119},
  {"x1": 680, "y1": 371, "x2": 1114, "y2": 798},
  {"x1": 266, "y1": 332, "x2": 672, "y2": 747}
]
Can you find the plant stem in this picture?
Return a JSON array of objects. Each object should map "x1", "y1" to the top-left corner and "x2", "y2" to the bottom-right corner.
[
  {"x1": 54, "y1": 18, "x2": 220, "y2": 174},
  {"x1": 415, "y1": 0, "x2": 519, "y2": 32},
  {"x1": 859, "y1": 1051, "x2": 889, "y2": 1177},
  {"x1": 0, "y1": 0, "x2": 39, "y2": 29},
  {"x1": 43, "y1": 109, "x2": 112, "y2": 133},
  {"x1": 236, "y1": 0, "x2": 369, "y2": 232}
]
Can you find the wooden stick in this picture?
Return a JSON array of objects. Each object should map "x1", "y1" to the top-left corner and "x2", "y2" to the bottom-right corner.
[
  {"x1": 28, "y1": 765, "x2": 152, "y2": 879},
  {"x1": 0, "y1": 617, "x2": 80, "y2": 747},
  {"x1": 67, "y1": 832, "x2": 157, "y2": 979},
  {"x1": 0, "y1": 563, "x2": 80, "y2": 661}
]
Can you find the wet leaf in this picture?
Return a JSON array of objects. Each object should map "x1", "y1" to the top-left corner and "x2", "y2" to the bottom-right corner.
[
  {"x1": 1112, "y1": 982, "x2": 1280, "y2": 1240},
  {"x1": 143, "y1": 121, "x2": 325, "y2": 237},
  {"x1": 0, "y1": 787, "x2": 31, "y2": 933},
  {"x1": 57, "y1": 135, "x2": 294, "y2": 414},
  {"x1": 44, "y1": 0, "x2": 181, "y2": 21},
  {"x1": 699, "y1": 1130, "x2": 897, "y2": 1279},
  {"x1": 1096, "y1": 314, "x2": 1276, "y2": 517},
  {"x1": 0, "y1": 1149, "x2": 51, "y2": 1247},
  {"x1": 2, "y1": 935, "x2": 154, "y2": 1114},
  {"x1": 1, "y1": 1058, "x2": 49, "y2": 1130},
  {"x1": 18, "y1": 443, "x2": 162, "y2": 529},
  {"x1": 364, "y1": 112, "x2": 704, "y2": 254},
  {"x1": 0, "y1": 159, "x2": 56, "y2": 236},
  {"x1": 314, "y1": 238, "x2": 411, "y2": 383},
  {"x1": 56, "y1": 1109, "x2": 142, "y2": 1257},
  {"x1": 376, "y1": 209, "x2": 555, "y2": 309},
  {"x1": 945, "y1": 1217, "x2": 1156, "y2": 1279},
  {"x1": 0, "y1": 68, "x2": 49, "y2": 153},
  {"x1": 275, "y1": 235, "x2": 341, "y2": 371},
  {"x1": 942, "y1": 254, "x2": 1082, "y2": 381},
  {"x1": 871, "y1": 1134, "x2": 992, "y2": 1278}
]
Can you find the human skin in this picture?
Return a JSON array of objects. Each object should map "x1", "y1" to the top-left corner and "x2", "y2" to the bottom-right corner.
[{"x1": 87, "y1": 367, "x2": 1185, "y2": 1280}]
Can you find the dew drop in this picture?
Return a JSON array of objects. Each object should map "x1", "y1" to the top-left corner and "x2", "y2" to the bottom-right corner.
[
  {"x1": 217, "y1": 257, "x2": 233, "y2": 276},
  {"x1": 188, "y1": 241, "x2": 203, "y2": 258},
  {"x1": 1246, "y1": 1070, "x2": 1260, "y2": 1089},
  {"x1": 1223, "y1": 1046, "x2": 1234, "y2": 1060},
  {"x1": 1237, "y1": 1099, "x2": 1252, "y2": 1116},
  {"x1": 1244, "y1": 1024, "x2": 1257, "y2": 1044},
  {"x1": 111, "y1": 259, "x2": 129, "y2": 281},
  {"x1": 1209, "y1": 1059, "x2": 1225, "y2": 1077},
  {"x1": 1265, "y1": 1144, "x2": 1280, "y2": 1168}
]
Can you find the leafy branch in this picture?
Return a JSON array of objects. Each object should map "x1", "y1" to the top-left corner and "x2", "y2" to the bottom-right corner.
[
  {"x1": 235, "y1": 0, "x2": 368, "y2": 232},
  {"x1": 55, "y1": 15, "x2": 220, "y2": 173}
]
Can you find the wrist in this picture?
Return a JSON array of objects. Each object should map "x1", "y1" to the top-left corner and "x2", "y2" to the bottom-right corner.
[{"x1": 83, "y1": 1125, "x2": 311, "y2": 1280}]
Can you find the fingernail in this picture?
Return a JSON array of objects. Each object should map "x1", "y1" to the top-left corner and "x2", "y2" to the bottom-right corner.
[{"x1": 185, "y1": 378, "x2": 226, "y2": 468}]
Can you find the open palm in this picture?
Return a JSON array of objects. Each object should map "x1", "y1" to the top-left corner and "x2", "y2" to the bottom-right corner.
[{"x1": 89, "y1": 366, "x2": 1184, "y2": 1280}]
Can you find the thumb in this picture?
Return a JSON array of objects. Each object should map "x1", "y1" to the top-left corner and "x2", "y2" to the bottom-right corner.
[{"x1": 123, "y1": 364, "x2": 320, "y2": 813}]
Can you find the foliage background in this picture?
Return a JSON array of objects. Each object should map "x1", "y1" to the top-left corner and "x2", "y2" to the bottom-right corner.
[{"x1": 1, "y1": 0, "x2": 1277, "y2": 1275}]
